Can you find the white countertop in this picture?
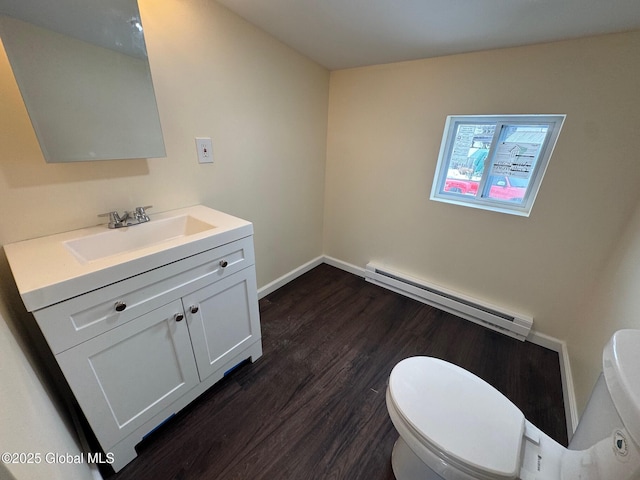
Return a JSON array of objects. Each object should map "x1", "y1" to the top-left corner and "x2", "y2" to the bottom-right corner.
[{"x1": 4, "y1": 205, "x2": 253, "y2": 312}]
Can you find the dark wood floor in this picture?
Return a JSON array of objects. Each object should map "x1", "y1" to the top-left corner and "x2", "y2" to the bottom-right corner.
[{"x1": 107, "y1": 263, "x2": 567, "y2": 480}]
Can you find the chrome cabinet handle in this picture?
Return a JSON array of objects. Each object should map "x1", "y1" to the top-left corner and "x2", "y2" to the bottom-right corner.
[
  {"x1": 174, "y1": 313, "x2": 184, "y2": 322},
  {"x1": 219, "y1": 260, "x2": 228, "y2": 268},
  {"x1": 114, "y1": 301, "x2": 127, "y2": 312},
  {"x1": 190, "y1": 305, "x2": 199, "y2": 314}
]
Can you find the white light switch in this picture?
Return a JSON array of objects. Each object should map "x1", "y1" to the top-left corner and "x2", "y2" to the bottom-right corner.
[{"x1": 195, "y1": 137, "x2": 213, "y2": 164}]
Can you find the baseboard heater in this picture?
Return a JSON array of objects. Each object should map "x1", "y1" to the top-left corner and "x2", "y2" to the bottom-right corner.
[{"x1": 364, "y1": 263, "x2": 533, "y2": 341}]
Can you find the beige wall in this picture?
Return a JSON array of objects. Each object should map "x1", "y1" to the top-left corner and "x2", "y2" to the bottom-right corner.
[
  {"x1": 324, "y1": 31, "x2": 640, "y2": 412},
  {"x1": 0, "y1": 0, "x2": 328, "y2": 477},
  {"x1": 570, "y1": 200, "x2": 640, "y2": 411},
  {"x1": 0, "y1": 305, "x2": 91, "y2": 480}
]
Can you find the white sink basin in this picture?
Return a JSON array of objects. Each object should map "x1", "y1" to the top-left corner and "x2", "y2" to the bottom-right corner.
[{"x1": 64, "y1": 215, "x2": 217, "y2": 264}]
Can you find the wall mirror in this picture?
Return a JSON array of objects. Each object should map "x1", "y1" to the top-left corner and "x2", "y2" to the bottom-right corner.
[{"x1": 0, "y1": 0, "x2": 165, "y2": 163}]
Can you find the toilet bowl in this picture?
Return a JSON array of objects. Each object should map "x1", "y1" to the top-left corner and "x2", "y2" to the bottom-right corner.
[{"x1": 386, "y1": 329, "x2": 640, "y2": 480}]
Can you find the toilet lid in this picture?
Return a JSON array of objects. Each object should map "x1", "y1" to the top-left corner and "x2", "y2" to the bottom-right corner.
[{"x1": 389, "y1": 357, "x2": 525, "y2": 479}]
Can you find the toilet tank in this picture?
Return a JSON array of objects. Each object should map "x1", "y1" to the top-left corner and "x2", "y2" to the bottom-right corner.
[{"x1": 570, "y1": 329, "x2": 640, "y2": 451}]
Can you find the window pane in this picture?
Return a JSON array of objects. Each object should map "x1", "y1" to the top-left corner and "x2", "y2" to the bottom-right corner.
[
  {"x1": 430, "y1": 114, "x2": 565, "y2": 216},
  {"x1": 482, "y1": 124, "x2": 549, "y2": 204},
  {"x1": 442, "y1": 123, "x2": 495, "y2": 197}
]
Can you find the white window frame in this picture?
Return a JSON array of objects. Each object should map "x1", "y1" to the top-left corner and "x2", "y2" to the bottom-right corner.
[{"x1": 430, "y1": 114, "x2": 565, "y2": 216}]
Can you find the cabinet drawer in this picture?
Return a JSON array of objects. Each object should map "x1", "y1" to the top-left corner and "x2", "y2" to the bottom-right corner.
[{"x1": 34, "y1": 236, "x2": 255, "y2": 354}]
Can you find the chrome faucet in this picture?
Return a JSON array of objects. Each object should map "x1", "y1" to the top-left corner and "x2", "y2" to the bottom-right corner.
[
  {"x1": 133, "y1": 206, "x2": 151, "y2": 223},
  {"x1": 99, "y1": 205, "x2": 152, "y2": 229}
]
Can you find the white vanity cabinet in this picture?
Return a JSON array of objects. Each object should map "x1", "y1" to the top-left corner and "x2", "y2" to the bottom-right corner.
[
  {"x1": 34, "y1": 236, "x2": 262, "y2": 472},
  {"x1": 5, "y1": 206, "x2": 262, "y2": 473}
]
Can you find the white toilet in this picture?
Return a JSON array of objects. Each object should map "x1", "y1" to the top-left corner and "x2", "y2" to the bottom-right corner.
[{"x1": 386, "y1": 329, "x2": 640, "y2": 480}]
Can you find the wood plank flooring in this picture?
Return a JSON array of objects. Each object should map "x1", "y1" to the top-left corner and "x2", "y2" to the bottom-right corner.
[{"x1": 107, "y1": 263, "x2": 567, "y2": 480}]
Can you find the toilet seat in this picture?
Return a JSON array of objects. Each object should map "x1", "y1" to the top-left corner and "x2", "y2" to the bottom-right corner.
[{"x1": 387, "y1": 357, "x2": 526, "y2": 480}]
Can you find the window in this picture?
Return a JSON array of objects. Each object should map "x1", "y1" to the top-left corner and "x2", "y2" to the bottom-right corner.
[{"x1": 430, "y1": 114, "x2": 565, "y2": 216}]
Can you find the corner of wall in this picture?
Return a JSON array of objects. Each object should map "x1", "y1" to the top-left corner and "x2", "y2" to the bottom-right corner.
[{"x1": 527, "y1": 330, "x2": 579, "y2": 438}]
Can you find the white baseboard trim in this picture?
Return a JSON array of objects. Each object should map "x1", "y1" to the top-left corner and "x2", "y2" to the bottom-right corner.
[
  {"x1": 527, "y1": 330, "x2": 579, "y2": 437},
  {"x1": 257, "y1": 256, "x2": 324, "y2": 299},
  {"x1": 322, "y1": 256, "x2": 365, "y2": 277},
  {"x1": 259, "y1": 256, "x2": 579, "y2": 440}
]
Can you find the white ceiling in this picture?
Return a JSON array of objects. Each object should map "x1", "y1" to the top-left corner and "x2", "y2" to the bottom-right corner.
[{"x1": 217, "y1": 0, "x2": 640, "y2": 70}]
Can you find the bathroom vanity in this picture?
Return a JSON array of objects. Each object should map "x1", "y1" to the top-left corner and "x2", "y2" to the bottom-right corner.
[{"x1": 4, "y1": 205, "x2": 262, "y2": 472}]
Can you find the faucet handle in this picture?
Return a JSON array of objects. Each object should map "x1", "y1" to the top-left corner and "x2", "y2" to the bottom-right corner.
[
  {"x1": 98, "y1": 211, "x2": 124, "y2": 228},
  {"x1": 135, "y1": 205, "x2": 153, "y2": 214},
  {"x1": 98, "y1": 211, "x2": 119, "y2": 221},
  {"x1": 134, "y1": 205, "x2": 152, "y2": 222}
]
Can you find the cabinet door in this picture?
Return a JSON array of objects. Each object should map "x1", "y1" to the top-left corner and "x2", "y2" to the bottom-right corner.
[
  {"x1": 56, "y1": 299, "x2": 199, "y2": 450},
  {"x1": 184, "y1": 268, "x2": 261, "y2": 382}
]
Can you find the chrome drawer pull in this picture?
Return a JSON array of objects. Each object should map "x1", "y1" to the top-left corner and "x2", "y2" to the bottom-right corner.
[
  {"x1": 174, "y1": 313, "x2": 184, "y2": 322},
  {"x1": 114, "y1": 301, "x2": 127, "y2": 312},
  {"x1": 190, "y1": 305, "x2": 199, "y2": 314},
  {"x1": 219, "y1": 260, "x2": 228, "y2": 268}
]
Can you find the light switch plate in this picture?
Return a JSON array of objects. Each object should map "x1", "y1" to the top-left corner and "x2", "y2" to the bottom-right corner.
[{"x1": 195, "y1": 137, "x2": 213, "y2": 164}]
